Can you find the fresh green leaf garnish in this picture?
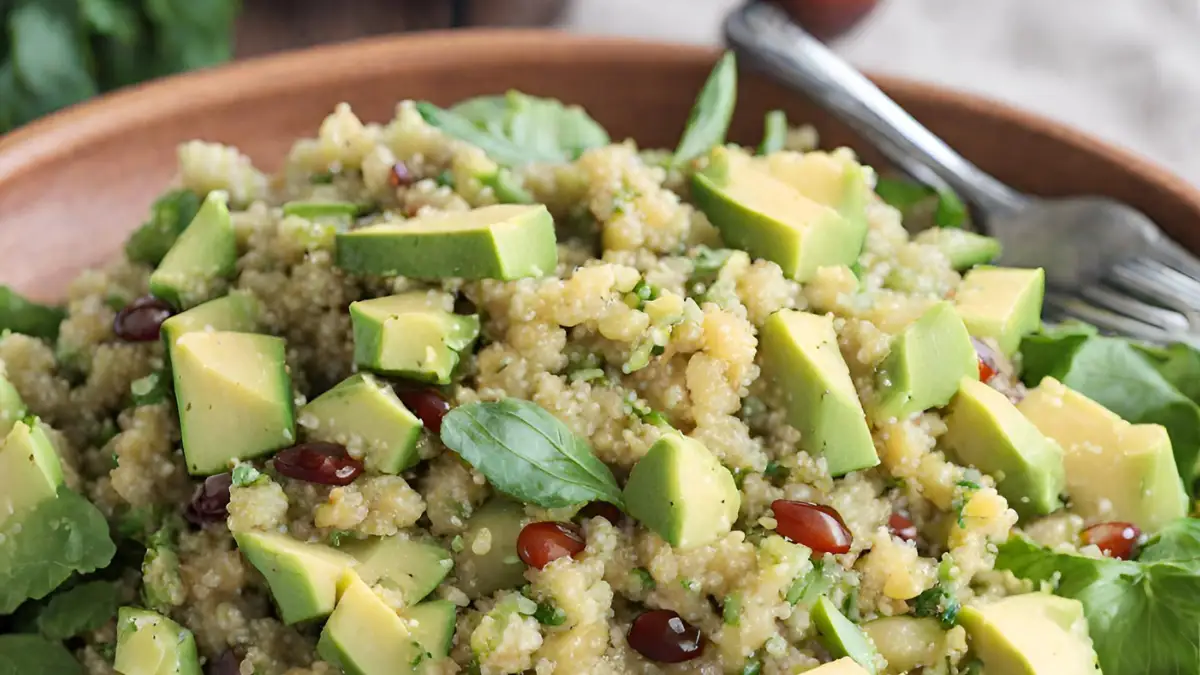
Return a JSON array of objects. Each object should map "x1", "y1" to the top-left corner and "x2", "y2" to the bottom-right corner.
[
  {"x1": 0, "y1": 487, "x2": 116, "y2": 613},
  {"x1": 996, "y1": 530, "x2": 1200, "y2": 675},
  {"x1": 230, "y1": 463, "x2": 263, "y2": 488},
  {"x1": 532, "y1": 600, "x2": 567, "y2": 626},
  {"x1": 1137, "y1": 342, "x2": 1200, "y2": 406},
  {"x1": 674, "y1": 51, "x2": 737, "y2": 166},
  {"x1": 874, "y1": 177, "x2": 968, "y2": 229},
  {"x1": 125, "y1": 190, "x2": 203, "y2": 266},
  {"x1": 933, "y1": 187, "x2": 967, "y2": 228},
  {"x1": 0, "y1": 286, "x2": 66, "y2": 341},
  {"x1": 786, "y1": 559, "x2": 832, "y2": 606},
  {"x1": 0, "y1": 634, "x2": 83, "y2": 675},
  {"x1": 911, "y1": 583, "x2": 960, "y2": 629},
  {"x1": 440, "y1": 398, "x2": 624, "y2": 509},
  {"x1": 758, "y1": 109, "x2": 788, "y2": 155},
  {"x1": 35, "y1": 580, "x2": 120, "y2": 640},
  {"x1": 740, "y1": 658, "x2": 763, "y2": 675},
  {"x1": 1136, "y1": 517, "x2": 1200, "y2": 565}
]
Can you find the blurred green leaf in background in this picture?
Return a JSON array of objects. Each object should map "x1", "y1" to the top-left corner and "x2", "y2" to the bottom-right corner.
[{"x1": 0, "y1": 0, "x2": 239, "y2": 133}]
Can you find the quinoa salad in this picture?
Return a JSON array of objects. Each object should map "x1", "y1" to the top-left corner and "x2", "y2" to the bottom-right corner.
[{"x1": 2, "y1": 52, "x2": 1199, "y2": 675}]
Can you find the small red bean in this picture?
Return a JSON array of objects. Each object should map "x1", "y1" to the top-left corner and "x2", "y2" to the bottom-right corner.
[
  {"x1": 627, "y1": 609, "x2": 705, "y2": 663},
  {"x1": 771, "y1": 500, "x2": 853, "y2": 554},
  {"x1": 185, "y1": 473, "x2": 233, "y2": 525},
  {"x1": 579, "y1": 502, "x2": 623, "y2": 525},
  {"x1": 888, "y1": 512, "x2": 919, "y2": 542},
  {"x1": 395, "y1": 388, "x2": 451, "y2": 434},
  {"x1": 273, "y1": 442, "x2": 363, "y2": 486},
  {"x1": 387, "y1": 162, "x2": 414, "y2": 187},
  {"x1": 1081, "y1": 521, "x2": 1141, "y2": 560},
  {"x1": 113, "y1": 296, "x2": 174, "y2": 342},
  {"x1": 517, "y1": 521, "x2": 585, "y2": 569}
]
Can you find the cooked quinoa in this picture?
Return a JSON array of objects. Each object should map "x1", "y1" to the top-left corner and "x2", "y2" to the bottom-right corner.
[{"x1": 1, "y1": 55, "x2": 1197, "y2": 675}]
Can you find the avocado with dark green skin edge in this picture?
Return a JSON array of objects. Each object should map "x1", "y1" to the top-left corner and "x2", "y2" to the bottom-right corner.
[
  {"x1": 125, "y1": 189, "x2": 203, "y2": 266},
  {"x1": 148, "y1": 191, "x2": 237, "y2": 309},
  {"x1": 954, "y1": 266, "x2": 1044, "y2": 356},
  {"x1": 113, "y1": 607, "x2": 201, "y2": 675},
  {"x1": 960, "y1": 594, "x2": 1101, "y2": 675},
  {"x1": 299, "y1": 373, "x2": 423, "y2": 474},
  {"x1": 160, "y1": 290, "x2": 260, "y2": 365},
  {"x1": 349, "y1": 292, "x2": 480, "y2": 385},
  {"x1": 234, "y1": 530, "x2": 358, "y2": 625},
  {"x1": 455, "y1": 498, "x2": 528, "y2": 600},
  {"x1": 0, "y1": 419, "x2": 63, "y2": 529},
  {"x1": 338, "y1": 536, "x2": 453, "y2": 607},
  {"x1": 873, "y1": 302, "x2": 978, "y2": 422},
  {"x1": 812, "y1": 596, "x2": 879, "y2": 675},
  {"x1": 0, "y1": 285, "x2": 66, "y2": 341}
]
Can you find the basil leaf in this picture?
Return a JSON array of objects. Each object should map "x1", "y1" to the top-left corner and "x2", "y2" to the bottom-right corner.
[
  {"x1": 0, "y1": 286, "x2": 67, "y2": 340},
  {"x1": 674, "y1": 51, "x2": 737, "y2": 166},
  {"x1": 440, "y1": 399, "x2": 624, "y2": 509},
  {"x1": 417, "y1": 102, "x2": 541, "y2": 167},
  {"x1": 36, "y1": 580, "x2": 120, "y2": 640},
  {"x1": 1138, "y1": 517, "x2": 1200, "y2": 566},
  {"x1": 0, "y1": 634, "x2": 83, "y2": 675},
  {"x1": 758, "y1": 109, "x2": 787, "y2": 155},
  {"x1": 1138, "y1": 342, "x2": 1200, "y2": 405},
  {"x1": 933, "y1": 186, "x2": 968, "y2": 228},
  {"x1": 0, "y1": 488, "x2": 117, "y2": 614},
  {"x1": 875, "y1": 178, "x2": 932, "y2": 214},
  {"x1": 875, "y1": 178, "x2": 968, "y2": 229},
  {"x1": 8, "y1": 0, "x2": 98, "y2": 118},
  {"x1": 501, "y1": 92, "x2": 610, "y2": 162}
]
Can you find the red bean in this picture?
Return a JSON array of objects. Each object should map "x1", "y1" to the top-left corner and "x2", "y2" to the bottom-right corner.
[
  {"x1": 579, "y1": 502, "x2": 623, "y2": 525},
  {"x1": 185, "y1": 473, "x2": 233, "y2": 525},
  {"x1": 272, "y1": 442, "x2": 363, "y2": 486},
  {"x1": 770, "y1": 500, "x2": 853, "y2": 554},
  {"x1": 888, "y1": 512, "x2": 918, "y2": 542},
  {"x1": 1081, "y1": 521, "x2": 1142, "y2": 560},
  {"x1": 387, "y1": 162, "x2": 414, "y2": 187},
  {"x1": 627, "y1": 609, "x2": 705, "y2": 663},
  {"x1": 517, "y1": 521, "x2": 585, "y2": 569},
  {"x1": 395, "y1": 388, "x2": 451, "y2": 434},
  {"x1": 972, "y1": 337, "x2": 1000, "y2": 383},
  {"x1": 113, "y1": 296, "x2": 174, "y2": 342}
]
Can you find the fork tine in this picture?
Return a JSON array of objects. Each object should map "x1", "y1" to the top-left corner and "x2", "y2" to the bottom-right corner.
[
  {"x1": 1043, "y1": 291, "x2": 1175, "y2": 344},
  {"x1": 1079, "y1": 284, "x2": 1191, "y2": 332},
  {"x1": 1149, "y1": 236, "x2": 1200, "y2": 283},
  {"x1": 1109, "y1": 258, "x2": 1200, "y2": 317}
]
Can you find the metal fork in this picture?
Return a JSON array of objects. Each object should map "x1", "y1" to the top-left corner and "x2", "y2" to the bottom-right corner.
[{"x1": 725, "y1": 1, "x2": 1200, "y2": 347}]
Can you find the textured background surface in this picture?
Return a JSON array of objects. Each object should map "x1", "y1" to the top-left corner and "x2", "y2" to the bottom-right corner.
[{"x1": 560, "y1": 0, "x2": 1200, "y2": 186}]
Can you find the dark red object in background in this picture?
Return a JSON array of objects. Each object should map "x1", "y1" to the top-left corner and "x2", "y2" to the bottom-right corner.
[
  {"x1": 272, "y1": 442, "x2": 364, "y2": 486},
  {"x1": 771, "y1": 499, "x2": 854, "y2": 554},
  {"x1": 773, "y1": 0, "x2": 881, "y2": 41}
]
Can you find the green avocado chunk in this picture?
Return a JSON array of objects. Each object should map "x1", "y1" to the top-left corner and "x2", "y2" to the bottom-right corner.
[
  {"x1": 812, "y1": 596, "x2": 879, "y2": 675},
  {"x1": 149, "y1": 191, "x2": 237, "y2": 309},
  {"x1": 282, "y1": 200, "x2": 362, "y2": 220},
  {"x1": 960, "y1": 593, "x2": 1101, "y2": 675},
  {"x1": 873, "y1": 302, "x2": 977, "y2": 422},
  {"x1": 113, "y1": 607, "x2": 201, "y2": 675},
  {"x1": 299, "y1": 373, "x2": 423, "y2": 474},
  {"x1": 160, "y1": 291, "x2": 260, "y2": 361},
  {"x1": 759, "y1": 309, "x2": 878, "y2": 476},
  {"x1": 339, "y1": 536, "x2": 453, "y2": 607},
  {"x1": 692, "y1": 147, "x2": 867, "y2": 282},
  {"x1": 944, "y1": 377, "x2": 1065, "y2": 519},
  {"x1": 125, "y1": 189, "x2": 203, "y2": 266},
  {"x1": 234, "y1": 530, "x2": 358, "y2": 624},
  {"x1": 954, "y1": 266, "x2": 1044, "y2": 356},
  {"x1": 335, "y1": 204, "x2": 558, "y2": 280},
  {"x1": 349, "y1": 292, "x2": 480, "y2": 385},
  {"x1": 756, "y1": 150, "x2": 870, "y2": 241},
  {"x1": 862, "y1": 617, "x2": 949, "y2": 674},
  {"x1": 623, "y1": 432, "x2": 740, "y2": 549},
  {"x1": 0, "y1": 419, "x2": 63, "y2": 529},
  {"x1": 806, "y1": 659, "x2": 872, "y2": 675},
  {"x1": 915, "y1": 228, "x2": 1002, "y2": 270},
  {"x1": 1019, "y1": 377, "x2": 1186, "y2": 531},
  {"x1": 455, "y1": 498, "x2": 528, "y2": 600},
  {"x1": 318, "y1": 571, "x2": 457, "y2": 675},
  {"x1": 0, "y1": 285, "x2": 66, "y2": 340},
  {"x1": 0, "y1": 373, "x2": 27, "y2": 437},
  {"x1": 171, "y1": 331, "x2": 295, "y2": 475}
]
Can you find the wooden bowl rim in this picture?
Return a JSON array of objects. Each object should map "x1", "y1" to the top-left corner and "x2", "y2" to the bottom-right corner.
[{"x1": 2, "y1": 28, "x2": 1198, "y2": 218}]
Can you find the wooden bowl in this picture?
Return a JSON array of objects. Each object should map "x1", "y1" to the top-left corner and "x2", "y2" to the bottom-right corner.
[{"x1": 3, "y1": 30, "x2": 1199, "y2": 301}]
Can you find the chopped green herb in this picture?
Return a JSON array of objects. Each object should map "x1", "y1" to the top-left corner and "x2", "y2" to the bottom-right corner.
[
  {"x1": 632, "y1": 567, "x2": 656, "y2": 591},
  {"x1": 129, "y1": 371, "x2": 168, "y2": 407},
  {"x1": 911, "y1": 583, "x2": 960, "y2": 629},
  {"x1": 435, "y1": 169, "x2": 457, "y2": 188},
  {"x1": 533, "y1": 600, "x2": 567, "y2": 626},
  {"x1": 786, "y1": 559, "x2": 832, "y2": 606},
  {"x1": 568, "y1": 368, "x2": 606, "y2": 383},
  {"x1": 230, "y1": 463, "x2": 262, "y2": 488},
  {"x1": 722, "y1": 593, "x2": 742, "y2": 626},
  {"x1": 329, "y1": 530, "x2": 356, "y2": 547},
  {"x1": 740, "y1": 658, "x2": 763, "y2": 675},
  {"x1": 310, "y1": 171, "x2": 335, "y2": 184}
]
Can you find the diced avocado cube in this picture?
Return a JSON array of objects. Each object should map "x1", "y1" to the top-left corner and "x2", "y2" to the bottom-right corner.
[
  {"x1": 149, "y1": 191, "x2": 237, "y2": 309},
  {"x1": 114, "y1": 607, "x2": 201, "y2": 675},
  {"x1": 339, "y1": 536, "x2": 453, "y2": 607},
  {"x1": 349, "y1": 292, "x2": 480, "y2": 385},
  {"x1": 960, "y1": 593, "x2": 1100, "y2": 675},
  {"x1": 234, "y1": 530, "x2": 358, "y2": 624},
  {"x1": 171, "y1": 331, "x2": 295, "y2": 475},
  {"x1": 806, "y1": 659, "x2": 872, "y2": 675},
  {"x1": 317, "y1": 571, "x2": 457, "y2": 675},
  {"x1": 944, "y1": 377, "x2": 1065, "y2": 519},
  {"x1": 0, "y1": 285, "x2": 66, "y2": 341},
  {"x1": 862, "y1": 617, "x2": 948, "y2": 674},
  {"x1": 915, "y1": 228, "x2": 1002, "y2": 270},
  {"x1": 1018, "y1": 377, "x2": 1186, "y2": 531},
  {"x1": 759, "y1": 309, "x2": 878, "y2": 476},
  {"x1": 691, "y1": 147, "x2": 866, "y2": 282},
  {"x1": 873, "y1": 302, "x2": 977, "y2": 422},
  {"x1": 0, "y1": 374, "x2": 27, "y2": 437},
  {"x1": 812, "y1": 596, "x2": 879, "y2": 675},
  {"x1": 282, "y1": 200, "x2": 362, "y2": 220},
  {"x1": 455, "y1": 498, "x2": 528, "y2": 600},
  {"x1": 160, "y1": 291, "x2": 260, "y2": 349},
  {"x1": 125, "y1": 189, "x2": 203, "y2": 266},
  {"x1": 299, "y1": 373, "x2": 422, "y2": 474},
  {"x1": 757, "y1": 150, "x2": 871, "y2": 242},
  {"x1": 335, "y1": 204, "x2": 558, "y2": 280},
  {"x1": 954, "y1": 267, "x2": 1044, "y2": 356},
  {"x1": 623, "y1": 432, "x2": 740, "y2": 549},
  {"x1": 0, "y1": 419, "x2": 63, "y2": 528}
]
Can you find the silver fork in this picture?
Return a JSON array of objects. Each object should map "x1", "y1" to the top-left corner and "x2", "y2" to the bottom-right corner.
[{"x1": 725, "y1": 1, "x2": 1200, "y2": 347}]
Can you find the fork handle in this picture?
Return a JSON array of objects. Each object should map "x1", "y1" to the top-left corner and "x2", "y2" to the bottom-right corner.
[{"x1": 725, "y1": 1, "x2": 1030, "y2": 219}]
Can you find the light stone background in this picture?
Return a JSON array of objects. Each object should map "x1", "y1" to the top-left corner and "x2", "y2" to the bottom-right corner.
[{"x1": 559, "y1": 0, "x2": 1200, "y2": 187}]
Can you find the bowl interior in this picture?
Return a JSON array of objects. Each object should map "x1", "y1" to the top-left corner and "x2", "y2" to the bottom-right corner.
[{"x1": 2, "y1": 30, "x2": 1198, "y2": 301}]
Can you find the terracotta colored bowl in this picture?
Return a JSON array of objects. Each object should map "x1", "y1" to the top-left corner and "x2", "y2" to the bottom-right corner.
[{"x1": 2, "y1": 30, "x2": 1199, "y2": 301}]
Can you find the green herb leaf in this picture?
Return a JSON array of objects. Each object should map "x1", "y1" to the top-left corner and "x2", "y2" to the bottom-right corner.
[
  {"x1": 722, "y1": 593, "x2": 742, "y2": 626},
  {"x1": 0, "y1": 286, "x2": 67, "y2": 340},
  {"x1": 758, "y1": 109, "x2": 788, "y2": 155},
  {"x1": 910, "y1": 583, "x2": 960, "y2": 629},
  {"x1": 1138, "y1": 342, "x2": 1200, "y2": 405},
  {"x1": 125, "y1": 190, "x2": 203, "y2": 266},
  {"x1": 231, "y1": 463, "x2": 262, "y2": 488},
  {"x1": 0, "y1": 634, "x2": 83, "y2": 675},
  {"x1": 932, "y1": 187, "x2": 967, "y2": 228},
  {"x1": 1137, "y1": 517, "x2": 1200, "y2": 566},
  {"x1": 36, "y1": 580, "x2": 120, "y2": 640},
  {"x1": 674, "y1": 51, "x2": 737, "y2": 166},
  {"x1": 786, "y1": 559, "x2": 832, "y2": 606},
  {"x1": 632, "y1": 567, "x2": 655, "y2": 591},
  {"x1": 874, "y1": 177, "x2": 968, "y2": 229},
  {"x1": 9, "y1": 0, "x2": 98, "y2": 120},
  {"x1": 0, "y1": 488, "x2": 117, "y2": 613},
  {"x1": 440, "y1": 399, "x2": 624, "y2": 509},
  {"x1": 417, "y1": 102, "x2": 539, "y2": 167},
  {"x1": 532, "y1": 600, "x2": 567, "y2": 626}
]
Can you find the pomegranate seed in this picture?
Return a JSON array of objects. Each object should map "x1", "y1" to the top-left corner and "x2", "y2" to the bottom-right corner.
[
  {"x1": 770, "y1": 500, "x2": 853, "y2": 554},
  {"x1": 972, "y1": 337, "x2": 1000, "y2": 382},
  {"x1": 517, "y1": 521, "x2": 586, "y2": 569},
  {"x1": 387, "y1": 162, "x2": 414, "y2": 188},
  {"x1": 113, "y1": 296, "x2": 174, "y2": 342},
  {"x1": 579, "y1": 502, "x2": 623, "y2": 525},
  {"x1": 773, "y1": 0, "x2": 880, "y2": 41},
  {"x1": 185, "y1": 473, "x2": 233, "y2": 525},
  {"x1": 627, "y1": 609, "x2": 705, "y2": 663},
  {"x1": 1081, "y1": 521, "x2": 1141, "y2": 560},
  {"x1": 394, "y1": 388, "x2": 451, "y2": 434},
  {"x1": 272, "y1": 442, "x2": 363, "y2": 486},
  {"x1": 888, "y1": 512, "x2": 918, "y2": 542}
]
